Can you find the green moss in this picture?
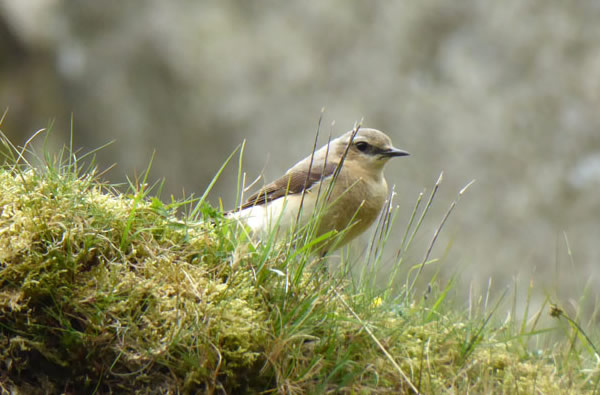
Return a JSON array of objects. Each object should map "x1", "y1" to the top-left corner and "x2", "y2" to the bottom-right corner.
[
  {"x1": 0, "y1": 168, "x2": 269, "y2": 393},
  {"x1": 0, "y1": 158, "x2": 597, "y2": 393}
]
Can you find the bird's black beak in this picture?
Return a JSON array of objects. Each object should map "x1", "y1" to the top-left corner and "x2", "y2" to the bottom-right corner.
[{"x1": 381, "y1": 147, "x2": 410, "y2": 158}]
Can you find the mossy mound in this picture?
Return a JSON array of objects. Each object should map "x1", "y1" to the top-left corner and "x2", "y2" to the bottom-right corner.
[
  {"x1": 0, "y1": 164, "x2": 596, "y2": 394},
  {"x1": 0, "y1": 168, "x2": 268, "y2": 393}
]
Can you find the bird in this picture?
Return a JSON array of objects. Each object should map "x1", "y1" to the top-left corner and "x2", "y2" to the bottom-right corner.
[{"x1": 229, "y1": 127, "x2": 409, "y2": 255}]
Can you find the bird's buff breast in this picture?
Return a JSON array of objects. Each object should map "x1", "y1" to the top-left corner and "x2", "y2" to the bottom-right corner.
[{"x1": 316, "y1": 176, "x2": 387, "y2": 247}]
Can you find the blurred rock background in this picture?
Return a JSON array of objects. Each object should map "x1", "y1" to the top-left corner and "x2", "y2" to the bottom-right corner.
[{"x1": 2, "y1": 0, "x2": 599, "y2": 309}]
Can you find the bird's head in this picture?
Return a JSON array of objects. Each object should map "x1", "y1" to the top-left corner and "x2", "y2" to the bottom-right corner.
[{"x1": 334, "y1": 128, "x2": 409, "y2": 171}]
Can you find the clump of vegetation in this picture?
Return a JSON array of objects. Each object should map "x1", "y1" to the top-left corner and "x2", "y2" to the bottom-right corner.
[
  {"x1": 0, "y1": 135, "x2": 271, "y2": 393},
  {"x1": 0, "y1": 130, "x2": 598, "y2": 394}
]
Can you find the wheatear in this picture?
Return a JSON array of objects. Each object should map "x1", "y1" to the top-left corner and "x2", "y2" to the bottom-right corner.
[{"x1": 230, "y1": 127, "x2": 409, "y2": 254}]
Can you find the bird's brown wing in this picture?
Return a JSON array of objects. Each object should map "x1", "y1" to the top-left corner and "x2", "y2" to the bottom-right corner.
[{"x1": 240, "y1": 161, "x2": 338, "y2": 209}]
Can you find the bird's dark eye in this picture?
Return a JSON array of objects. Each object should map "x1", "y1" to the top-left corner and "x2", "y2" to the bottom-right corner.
[{"x1": 355, "y1": 142, "x2": 370, "y2": 152}]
